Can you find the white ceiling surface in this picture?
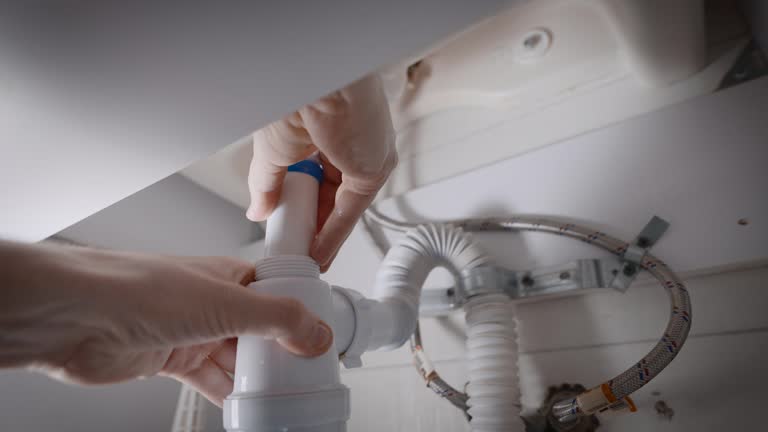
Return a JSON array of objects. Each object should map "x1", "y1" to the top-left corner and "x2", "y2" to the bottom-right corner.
[
  {"x1": 0, "y1": 0, "x2": 511, "y2": 243},
  {"x1": 182, "y1": 0, "x2": 748, "y2": 208}
]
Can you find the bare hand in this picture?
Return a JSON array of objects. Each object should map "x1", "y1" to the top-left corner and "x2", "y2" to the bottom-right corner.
[
  {"x1": 247, "y1": 75, "x2": 397, "y2": 271},
  {"x1": 0, "y1": 241, "x2": 333, "y2": 406}
]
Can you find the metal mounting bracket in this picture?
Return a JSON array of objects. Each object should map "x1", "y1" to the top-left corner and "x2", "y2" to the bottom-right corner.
[
  {"x1": 418, "y1": 216, "x2": 670, "y2": 317},
  {"x1": 608, "y1": 216, "x2": 670, "y2": 292}
]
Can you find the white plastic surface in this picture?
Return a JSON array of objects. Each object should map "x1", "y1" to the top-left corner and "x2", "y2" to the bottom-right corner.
[
  {"x1": 330, "y1": 288, "x2": 356, "y2": 357},
  {"x1": 381, "y1": 0, "x2": 708, "y2": 127},
  {"x1": 225, "y1": 273, "x2": 349, "y2": 432},
  {"x1": 225, "y1": 166, "x2": 349, "y2": 432},
  {"x1": 183, "y1": 0, "x2": 736, "y2": 206},
  {"x1": 264, "y1": 172, "x2": 319, "y2": 257},
  {"x1": 594, "y1": 0, "x2": 706, "y2": 86},
  {"x1": 232, "y1": 276, "x2": 342, "y2": 393},
  {"x1": 225, "y1": 388, "x2": 348, "y2": 432}
]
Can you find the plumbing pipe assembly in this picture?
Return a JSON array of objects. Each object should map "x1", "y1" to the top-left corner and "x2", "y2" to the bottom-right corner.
[
  {"x1": 219, "y1": 157, "x2": 691, "y2": 431},
  {"x1": 224, "y1": 159, "x2": 350, "y2": 432},
  {"x1": 363, "y1": 208, "x2": 692, "y2": 425}
]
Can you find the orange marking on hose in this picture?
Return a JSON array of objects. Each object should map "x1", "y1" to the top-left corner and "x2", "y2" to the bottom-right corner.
[
  {"x1": 625, "y1": 397, "x2": 637, "y2": 412},
  {"x1": 601, "y1": 383, "x2": 618, "y2": 403}
]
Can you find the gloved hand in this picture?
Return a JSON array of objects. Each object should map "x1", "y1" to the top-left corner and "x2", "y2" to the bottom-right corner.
[
  {"x1": 247, "y1": 75, "x2": 397, "y2": 271},
  {"x1": 0, "y1": 240, "x2": 333, "y2": 406}
]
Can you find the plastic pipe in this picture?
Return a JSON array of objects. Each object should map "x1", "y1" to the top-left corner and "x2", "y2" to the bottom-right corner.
[
  {"x1": 365, "y1": 224, "x2": 524, "y2": 431},
  {"x1": 263, "y1": 160, "x2": 322, "y2": 256},
  {"x1": 464, "y1": 294, "x2": 524, "y2": 432},
  {"x1": 224, "y1": 160, "x2": 350, "y2": 432},
  {"x1": 171, "y1": 384, "x2": 206, "y2": 432},
  {"x1": 329, "y1": 288, "x2": 355, "y2": 357},
  {"x1": 369, "y1": 224, "x2": 491, "y2": 350}
]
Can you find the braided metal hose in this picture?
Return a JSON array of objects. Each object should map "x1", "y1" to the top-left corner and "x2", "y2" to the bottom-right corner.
[
  {"x1": 364, "y1": 209, "x2": 692, "y2": 422},
  {"x1": 410, "y1": 324, "x2": 471, "y2": 416}
]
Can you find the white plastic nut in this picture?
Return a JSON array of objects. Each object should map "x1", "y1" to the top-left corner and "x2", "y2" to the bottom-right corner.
[{"x1": 332, "y1": 286, "x2": 376, "y2": 369}]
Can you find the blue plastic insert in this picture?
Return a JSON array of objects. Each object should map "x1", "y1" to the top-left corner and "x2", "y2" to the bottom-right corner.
[{"x1": 286, "y1": 159, "x2": 324, "y2": 183}]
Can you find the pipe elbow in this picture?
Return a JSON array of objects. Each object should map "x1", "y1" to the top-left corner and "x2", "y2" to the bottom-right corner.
[{"x1": 371, "y1": 224, "x2": 490, "y2": 350}]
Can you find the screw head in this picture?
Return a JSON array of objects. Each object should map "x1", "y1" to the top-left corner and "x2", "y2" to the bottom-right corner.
[
  {"x1": 515, "y1": 28, "x2": 552, "y2": 64},
  {"x1": 522, "y1": 275, "x2": 535, "y2": 287},
  {"x1": 623, "y1": 264, "x2": 637, "y2": 277},
  {"x1": 559, "y1": 271, "x2": 571, "y2": 280},
  {"x1": 524, "y1": 33, "x2": 542, "y2": 50}
]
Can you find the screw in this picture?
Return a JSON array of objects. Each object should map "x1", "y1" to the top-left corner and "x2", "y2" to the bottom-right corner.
[
  {"x1": 524, "y1": 33, "x2": 542, "y2": 50},
  {"x1": 406, "y1": 60, "x2": 423, "y2": 83},
  {"x1": 654, "y1": 400, "x2": 675, "y2": 421},
  {"x1": 559, "y1": 271, "x2": 571, "y2": 280},
  {"x1": 738, "y1": 218, "x2": 750, "y2": 226},
  {"x1": 522, "y1": 275, "x2": 535, "y2": 287},
  {"x1": 637, "y1": 236, "x2": 650, "y2": 248},
  {"x1": 623, "y1": 264, "x2": 637, "y2": 277},
  {"x1": 446, "y1": 288, "x2": 455, "y2": 297}
]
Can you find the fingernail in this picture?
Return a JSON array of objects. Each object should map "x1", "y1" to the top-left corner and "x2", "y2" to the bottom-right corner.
[
  {"x1": 310, "y1": 320, "x2": 333, "y2": 354},
  {"x1": 245, "y1": 206, "x2": 259, "y2": 221}
]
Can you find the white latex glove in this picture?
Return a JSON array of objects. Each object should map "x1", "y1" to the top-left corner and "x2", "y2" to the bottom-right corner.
[
  {"x1": 247, "y1": 75, "x2": 397, "y2": 271},
  {"x1": 0, "y1": 240, "x2": 333, "y2": 406}
]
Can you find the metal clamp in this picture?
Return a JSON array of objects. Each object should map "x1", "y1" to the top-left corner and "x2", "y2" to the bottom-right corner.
[
  {"x1": 418, "y1": 216, "x2": 670, "y2": 317},
  {"x1": 419, "y1": 259, "x2": 617, "y2": 317},
  {"x1": 608, "y1": 216, "x2": 669, "y2": 292}
]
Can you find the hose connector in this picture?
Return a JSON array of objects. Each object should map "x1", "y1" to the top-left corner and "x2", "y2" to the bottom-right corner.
[{"x1": 553, "y1": 384, "x2": 638, "y2": 424}]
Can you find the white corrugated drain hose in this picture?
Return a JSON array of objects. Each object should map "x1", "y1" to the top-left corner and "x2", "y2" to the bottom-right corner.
[
  {"x1": 171, "y1": 384, "x2": 206, "y2": 432},
  {"x1": 372, "y1": 224, "x2": 490, "y2": 348},
  {"x1": 465, "y1": 294, "x2": 524, "y2": 432},
  {"x1": 372, "y1": 224, "x2": 523, "y2": 431}
]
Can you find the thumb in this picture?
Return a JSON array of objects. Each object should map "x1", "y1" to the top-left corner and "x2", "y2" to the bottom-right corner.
[
  {"x1": 246, "y1": 149, "x2": 287, "y2": 222},
  {"x1": 247, "y1": 121, "x2": 316, "y2": 221},
  {"x1": 220, "y1": 290, "x2": 334, "y2": 357},
  {"x1": 273, "y1": 297, "x2": 335, "y2": 357}
]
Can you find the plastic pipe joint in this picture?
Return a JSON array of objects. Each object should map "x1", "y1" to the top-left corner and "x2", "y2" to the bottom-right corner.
[{"x1": 223, "y1": 159, "x2": 350, "y2": 432}]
